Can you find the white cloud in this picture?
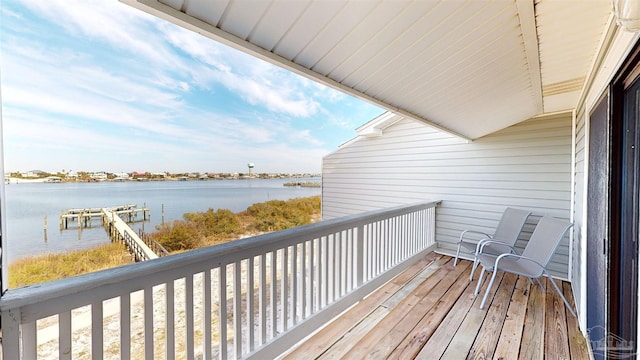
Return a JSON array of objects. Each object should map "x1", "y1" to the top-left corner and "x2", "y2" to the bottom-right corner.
[
  {"x1": 288, "y1": 130, "x2": 324, "y2": 147},
  {"x1": 15, "y1": 0, "x2": 332, "y2": 119},
  {"x1": 5, "y1": 98, "x2": 330, "y2": 173},
  {"x1": 157, "y1": 21, "x2": 324, "y2": 117},
  {"x1": 0, "y1": 0, "x2": 385, "y2": 174},
  {"x1": 18, "y1": 0, "x2": 184, "y2": 71},
  {"x1": 0, "y1": 7, "x2": 24, "y2": 23}
]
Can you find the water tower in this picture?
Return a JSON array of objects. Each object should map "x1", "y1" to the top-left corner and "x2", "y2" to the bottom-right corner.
[{"x1": 247, "y1": 163, "x2": 255, "y2": 176}]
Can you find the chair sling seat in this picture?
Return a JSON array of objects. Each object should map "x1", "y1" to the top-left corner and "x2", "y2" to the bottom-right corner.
[{"x1": 476, "y1": 253, "x2": 544, "y2": 279}]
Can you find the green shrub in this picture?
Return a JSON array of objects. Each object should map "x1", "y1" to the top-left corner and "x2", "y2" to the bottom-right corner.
[
  {"x1": 183, "y1": 208, "x2": 242, "y2": 236},
  {"x1": 241, "y1": 196, "x2": 320, "y2": 232},
  {"x1": 152, "y1": 220, "x2": 201, "y2": 251},
  {"x1": 151, "y1": 196, "x2": 321, "y2": 253}
]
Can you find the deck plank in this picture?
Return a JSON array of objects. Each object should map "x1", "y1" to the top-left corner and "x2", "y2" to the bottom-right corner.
[
  {"x1": 412, "y1": 291, "x2": 474, "y2": 359},
  {"x1": 318, "y1": 306, "x2": 387, "y2": 360},
  {"x1": 563, "y1": 282, "x2": 590, "y2": 359},
  {"x1": 467, "y1": 272, "x2": 518, "y2": 359},
  {"x1": 340, "y1": 258, "x2": 458, "y2": 359},
  {"x1": 545, "y1": 278, "x2": 570, "y2": 358},
  {"x1": 387, "y1": 262, "x2": 473, "y2": 360},
  {"x1": 519, "y1": 277, "x2": 546, "y2": 360},
  {"x1": 283, "y1": 253, "x2": 438, "y2": 359},
  {"x1": 492, "y1": 275, "x2": 531, "y2": 359},
  {"x1": 318, "y1": 255, "x2": 448, "y2": 359},
  {"x1": 437, "y1": 271, "x2": 507, "y2": 360},
  {"x1": 419, "y1": 271, "x2": 506, "y2": 360},
  {"x1": 359, "y1": 261, "x2": 472, "y2": 359},
  {"x1": 284, "y1": 255, "x2": 590, "y2": 360}
]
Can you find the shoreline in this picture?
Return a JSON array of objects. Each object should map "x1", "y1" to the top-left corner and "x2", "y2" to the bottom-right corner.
[
  {"x1": 5, "y1": 179, "x2": 321, "y2": 262},
  {"x1": 10, "y1": 195, "x2": 321, "y2": 269},
  {"x1": 4, "y1": 175, "x2": 321, "y2": 185}
]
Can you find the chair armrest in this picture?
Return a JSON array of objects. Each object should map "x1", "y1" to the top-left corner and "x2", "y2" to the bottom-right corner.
[
  {"x1": 476, "y1": 240, "x2": 517, "y2": 255},
  {"x1": 458, "y1": 229, "x2": 492, "y2": 244}
]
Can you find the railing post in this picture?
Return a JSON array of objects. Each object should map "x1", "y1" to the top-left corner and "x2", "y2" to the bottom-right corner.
[
  {"x1": 2, "y1": 308, "x2": 21, "y2": 359},
  {"x1": 430, "y1": 207, "x2": 437, "y2": 246},
  {"x1": 356, "y1": 224, "x2": 364, "y2": 286}
]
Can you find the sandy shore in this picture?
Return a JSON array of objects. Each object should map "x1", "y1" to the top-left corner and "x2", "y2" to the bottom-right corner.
[{"x1": 35, "y1": 254, "x2": 285, "y2": 359}]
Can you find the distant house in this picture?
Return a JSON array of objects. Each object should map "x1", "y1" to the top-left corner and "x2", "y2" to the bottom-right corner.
[
  {"x1": 22, "y1": 170, "x2": 45, "y2": 178},
  {"x1": 112, "y1": 172, "x2": 130, "y2": 179},
  {"x1": 65, "y1": 171, "x2": 78, "y2": 179},
  {"x1": 90, "y1": 172, "x2": 108, "y2": 181},
  {"x1": 45, "y1": 176, "x2": 62, "y2": 183}
]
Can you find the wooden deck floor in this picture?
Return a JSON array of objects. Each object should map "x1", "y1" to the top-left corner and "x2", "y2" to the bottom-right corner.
[{"x1": 283, "y1": 253, "x2": 590, "y2": 359}]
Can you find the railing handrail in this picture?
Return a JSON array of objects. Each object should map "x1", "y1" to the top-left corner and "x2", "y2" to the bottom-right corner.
[{"x1": 0, "y1": 201, "x2": 438, "y2": 310}]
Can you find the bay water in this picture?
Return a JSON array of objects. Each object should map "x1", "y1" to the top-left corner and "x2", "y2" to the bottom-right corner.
[{"x1": 4, "y1": 178, "x2": 321, "y2": 264}]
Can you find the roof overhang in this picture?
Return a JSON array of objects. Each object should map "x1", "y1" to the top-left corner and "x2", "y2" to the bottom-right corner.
[
  {"x1": 122, "y1": 0, "x2": 614, "y2": 140},
  {"x1": 356, "y1": 112, "x2": 401, "y2": 138}
]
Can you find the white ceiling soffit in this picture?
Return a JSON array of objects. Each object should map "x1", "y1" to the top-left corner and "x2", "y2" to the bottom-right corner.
[{"x1": 122, "y1": 0, "x2": 612, "y2": 140}]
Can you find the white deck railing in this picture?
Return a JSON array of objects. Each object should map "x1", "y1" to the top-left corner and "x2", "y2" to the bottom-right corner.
[{"x1": 0, "y1": 201, "x2": 439, "y2": 359}]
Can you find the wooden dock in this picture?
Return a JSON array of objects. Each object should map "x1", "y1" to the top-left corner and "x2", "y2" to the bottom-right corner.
[
  {"x1": 102, "y1": 209, "x2": 157, "y2": 262},
  {"x1": 59, "y1": 204, "x2": 149, "y2": 229},
  {"x1": 59, "y1": 204, "x2": 167, "y2": 261}
]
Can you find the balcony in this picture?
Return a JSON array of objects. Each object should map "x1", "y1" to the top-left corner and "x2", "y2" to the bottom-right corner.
[
  {"x1": 284, "y1": 254, "x2": 588, "y2": 359},
  {"x1": 0, "y1": 201, "x2": 587, "y2": 359}
]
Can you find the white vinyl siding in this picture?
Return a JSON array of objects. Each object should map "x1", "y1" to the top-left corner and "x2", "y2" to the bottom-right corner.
[{"x1": 323, "y1": 113, "x2": 572, "y2": 279}]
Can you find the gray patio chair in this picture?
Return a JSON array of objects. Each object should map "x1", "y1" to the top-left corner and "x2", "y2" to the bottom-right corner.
[
  {"x1": 453, "y1": 207, "x2": 531, "y2": 281},
  {"x1": 474, "y1": 216, "x2": 575, "y2": 317}
]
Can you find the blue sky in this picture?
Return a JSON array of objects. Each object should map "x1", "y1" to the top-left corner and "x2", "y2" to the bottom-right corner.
[{"x1": 0, "y1": 0, "x2": 384, "y2": 174}]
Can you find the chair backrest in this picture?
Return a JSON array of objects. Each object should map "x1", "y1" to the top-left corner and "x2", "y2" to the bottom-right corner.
[
  {"x1": 492, "y1": 207, "x2": 532, "y2": 244},
  {"x1": 521, "y1": 216, "x2": 573, "y2": 266}
]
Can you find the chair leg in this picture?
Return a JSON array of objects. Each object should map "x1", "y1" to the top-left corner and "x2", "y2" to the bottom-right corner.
[
  {"x1": 536, "y1": 278, "x2": 546, "y2": 291},
  {"x1": 547, "y1": 275, "x2": 577, "y2": 318},
  {"x1": 480, "y1": 270, "x2": 498, "y2": 310},
  {"x1": 454, "y1": 242, "x2": 462, "y2": 267},
  {"x1": 470, "y1": 256, "x2": 479, "y2": 281},
  {"x1": 474, "y1": 268, "x2": 486, "y2": 296}
]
